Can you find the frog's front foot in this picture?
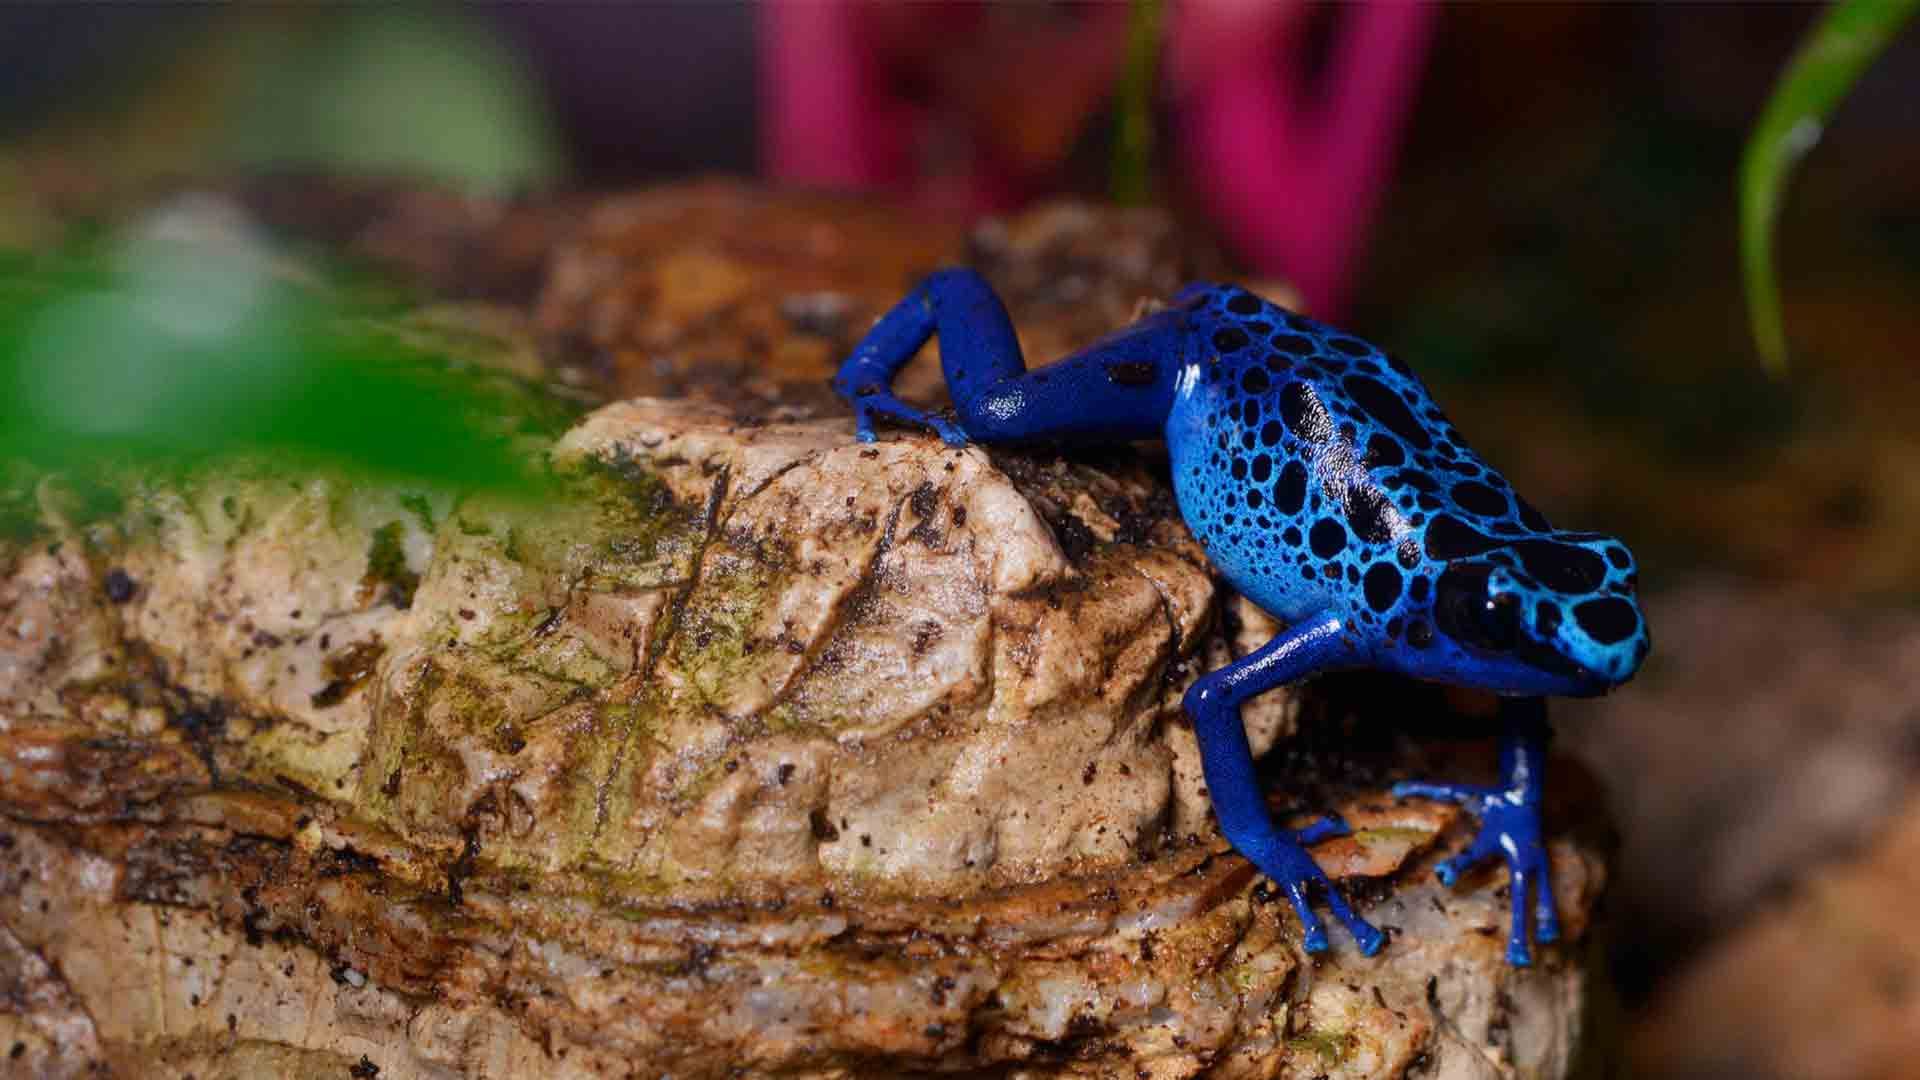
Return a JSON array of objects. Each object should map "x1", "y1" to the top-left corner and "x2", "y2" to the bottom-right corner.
[
  {"x1": 1392, "y1": 778, "x2": 1557, "y2": 965},
  {"x1": 839, "y1": 381, "x2": 970, "y2": 447},
  {"x1": 1187, "y1": 615, "x2": 1386, "y2": 958},
  {"x1": 1392, "y1": 700, "x2": 1559, "y2": 966}
]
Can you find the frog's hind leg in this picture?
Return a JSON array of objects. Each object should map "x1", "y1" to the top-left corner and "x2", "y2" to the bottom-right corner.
[
  {"x1": 834, "y1": 268, "x2": 1024, "y2": 446},
  {"x1": 1391, "y1": 697, "x2": 1560, "y2": 966},
  {"x1": 1186, "y1": 613, "x2": 1387, "y2": 957},
  {"x1": 834, "y1": 268, "x2": 1181, "y2": 446}
]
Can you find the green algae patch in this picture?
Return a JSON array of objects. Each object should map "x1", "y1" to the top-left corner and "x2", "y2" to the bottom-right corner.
[
  {"x1": 342, "y1": 448, "x2": 709, "y2": 878},
  {"x1": 567, "y1": 698, "x2": 669, "y2": 867},
  {"x1": 1287, "y1": 1028, "x2": 1357, "y2": 1069},
  {"x1": 497, "y1": 634, "x2": 622, "y2": 697},
  {"x1": 759, "y1": 703, "x2": 836, "y2": 741},
  {"x1": 574, "y1": 449, "x2": 705, "y2": 587},
  {"x1": 398, "y1": 492, "x2": 438, "y2": 533},
  {"x1": 492, "y1": 699, "x2": 647, "y2": 879},
  {"x1": 353, "y1": 657, "x2": 451, "y2": 825},
  {"x1": 665, "y1": 545, "x2": 783, "y2": 714},
  {"x1": 449, "y1": 453, "x2": 704, "y2": 610}
]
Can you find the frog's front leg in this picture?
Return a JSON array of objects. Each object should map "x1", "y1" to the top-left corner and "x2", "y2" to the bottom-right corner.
[
  {"x1": 1187, "y1": 613, "x2": 1386, "y2": 957},
  {"x1": 1392, "y1": 697, "x2": 1559, "y2": 966},
  {"x1": 834, "y1": 268, "x2": 1181, "y2": 447}
]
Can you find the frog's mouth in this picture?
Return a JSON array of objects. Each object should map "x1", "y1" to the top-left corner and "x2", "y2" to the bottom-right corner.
[
  {"x1": 1528, "y1": 645, "x2": 1616, "y2": 697},
  {"x1": 1510, "y1": 628, "x2": 1594, "y2": 689}
]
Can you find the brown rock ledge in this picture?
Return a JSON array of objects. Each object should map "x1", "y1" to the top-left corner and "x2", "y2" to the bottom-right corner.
[{"x1": 1, "y1": 397, "x2": 1610, "y2": 1077}]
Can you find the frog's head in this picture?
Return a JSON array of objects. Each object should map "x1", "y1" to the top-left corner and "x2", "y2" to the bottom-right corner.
[{"x1": 1411, "y1": 528, "x2": 1649, "y2": 697}]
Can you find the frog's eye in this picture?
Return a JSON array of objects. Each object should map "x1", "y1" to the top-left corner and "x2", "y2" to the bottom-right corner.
[{"x1": 1434, "y1": 564, "x2": 1520, "y2": 652}]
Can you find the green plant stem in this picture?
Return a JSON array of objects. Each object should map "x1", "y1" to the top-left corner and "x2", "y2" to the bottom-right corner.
[
  {"x1": 1740, "y1": 0, "x2": 1918, "y2": 376},
  {"x1": 1111, "y1": 0, "x2": 1162, "y2": 207}
]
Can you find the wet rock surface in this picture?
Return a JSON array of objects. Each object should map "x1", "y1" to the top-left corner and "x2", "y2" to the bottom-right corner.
[{"x1": 0, "y1": 182, "x2": 1611, "y2": 1077}]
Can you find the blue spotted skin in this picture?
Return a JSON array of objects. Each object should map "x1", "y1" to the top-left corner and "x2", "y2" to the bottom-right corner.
[{"x1": 833, "y1": 270, "x2": 1650, "y2": 965}]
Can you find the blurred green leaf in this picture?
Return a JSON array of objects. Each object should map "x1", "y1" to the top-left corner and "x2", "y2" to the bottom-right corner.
[
  {"x1": 1740, "y1": 0, "x2": 1917, "y2": 375},
  {"x1": 0, "y1": 209, "x2": 579, "y2": 498},
  {"x1": 221, "y1": 8, "x2": 564, "y2": 190}
]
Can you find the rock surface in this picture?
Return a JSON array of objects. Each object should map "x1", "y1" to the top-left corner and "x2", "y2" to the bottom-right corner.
[
  {"x1": 2, "y1": 400, "x2": 1609, "y2": 1078},
  {"x1": 0, "y1": 184, "x2": 1613, "y2": 1077}
]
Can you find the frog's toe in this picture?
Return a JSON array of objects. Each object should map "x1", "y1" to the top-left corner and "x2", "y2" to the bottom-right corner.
[
  {"x1": 1350, "y1": 919, "x2": 1387, "y2": 957},
  {"x1": 1391, "y1": 779, "x2": 1495, "y2": 805},
  {"x1": 1504, "y1": 836, "x2": 1558, "y2": 966},
  {"x1": 1328, "y1": 888, "x2": 1387, "y2": 956},
  {"x1": 1275, "y1": 864, "x2": 1381, "y2": 957},
  {"x1": 1284, "y1": 884, "x2": 1333, "y2": 954},
  {"x1": 928, "y1": 415, "x2": 971, "y2": 448},
  {"x1": 1290, "y1": 813, "x2": 1350, "y2": 847},
  {"x1": 846, "y1": 397, "x2": 882, "y2": 442},
  {"x1": 1433, "y1": 829, "x2": 1502, "y2": 886}
]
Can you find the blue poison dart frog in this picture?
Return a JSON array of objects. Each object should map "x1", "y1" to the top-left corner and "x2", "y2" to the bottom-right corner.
[{"x1": 833, "y1": 270, "x2": 1648, "y2": 966}]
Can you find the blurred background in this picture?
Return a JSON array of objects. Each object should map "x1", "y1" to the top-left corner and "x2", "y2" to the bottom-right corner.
[{"x1": 4, "y1": 4, "x2": 1919, "y2": 1076}]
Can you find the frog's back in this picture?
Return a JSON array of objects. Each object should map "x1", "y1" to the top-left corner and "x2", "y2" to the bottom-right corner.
[{"x1": 1166, "y1": 285, "x2": 1548, "y2": 623}]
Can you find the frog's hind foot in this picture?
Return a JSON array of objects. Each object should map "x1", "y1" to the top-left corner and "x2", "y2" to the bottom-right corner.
[
  {"x1": 832, "y1": 268, "x2": 1016, "y2": 448},
  {"x1": 833, "y1": 267, "x2": 1184, "y2": 448},
  {"x1": 840, "y1": 385, "x2": 970, "y2": 447}
]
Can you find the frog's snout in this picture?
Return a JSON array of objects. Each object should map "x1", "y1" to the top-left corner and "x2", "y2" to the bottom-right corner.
[
  {"x1": 1566, "y1": 593, "x2": 1650, "y2": 687},
  {"x1": 1514, "y1": 534, "x2": 1648, "y2": 689}
]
